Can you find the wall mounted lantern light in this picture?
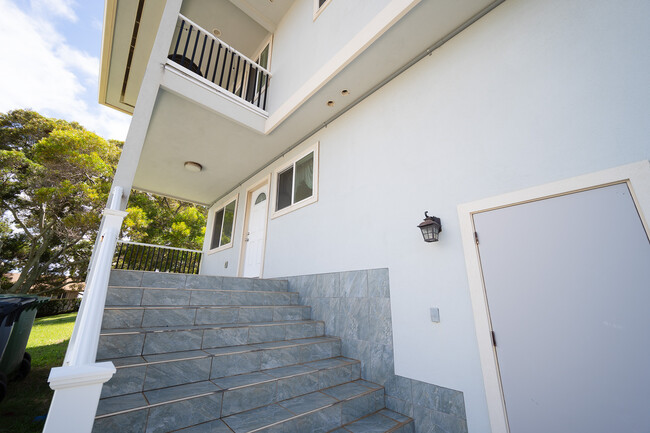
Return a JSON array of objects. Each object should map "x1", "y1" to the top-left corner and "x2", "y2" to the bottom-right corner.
[{"x1": 418, "y1": 211, "x2": 442, "y2": 242}]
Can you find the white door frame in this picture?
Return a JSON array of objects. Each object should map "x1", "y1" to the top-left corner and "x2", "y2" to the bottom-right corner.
[
  {"x1": 238, "y1": 175, "x2": 271, "y2": 277},
  {"x1": 457, "y1": 160, "x2": 650, "y2": 433}
]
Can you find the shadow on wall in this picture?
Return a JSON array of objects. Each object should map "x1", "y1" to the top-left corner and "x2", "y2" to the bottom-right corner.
[{"x1": 284, "y1": 268, "x2": 468, "y2": 433}]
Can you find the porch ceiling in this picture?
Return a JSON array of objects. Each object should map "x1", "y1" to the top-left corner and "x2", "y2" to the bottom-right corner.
[{"x1": 132, "y1": 0, "x2": 501, "y2": 205}]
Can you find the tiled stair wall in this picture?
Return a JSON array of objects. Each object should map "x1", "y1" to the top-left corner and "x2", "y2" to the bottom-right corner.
[
  {"x1": 284, "y1": 269, "x2": 469, "y2": 433},
  {"x1": 93, "y1": 270, "x2": 414, "y2": 433}
]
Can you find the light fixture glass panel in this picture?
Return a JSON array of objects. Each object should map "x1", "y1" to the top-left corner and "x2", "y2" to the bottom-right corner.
[{"x1": 293, "y1": 152, "x2": 314, "y2": 203}]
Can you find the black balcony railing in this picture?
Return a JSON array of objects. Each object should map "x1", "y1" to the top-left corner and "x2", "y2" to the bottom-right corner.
[
  {"x1": 113, "y1": 241, "x2": 202, "y2": 274},
  {"x1": 169, "y1": 14, "x2": 271, "y2": 111}
]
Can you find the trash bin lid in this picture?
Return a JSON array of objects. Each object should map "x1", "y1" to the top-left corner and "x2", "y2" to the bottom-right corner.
[{"x1": 0, "y1": 297, "x2": 38, "y2": 326}]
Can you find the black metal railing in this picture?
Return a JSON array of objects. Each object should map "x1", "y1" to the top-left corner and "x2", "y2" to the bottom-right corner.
[
  {"x1": 113, "y1": 241, "x2": 202, "y2": 274},
  {"x1": 169, "y1": 14, "x2": 271, "y2": 111}
]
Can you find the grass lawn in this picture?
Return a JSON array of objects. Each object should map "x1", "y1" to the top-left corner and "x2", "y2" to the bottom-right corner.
[{"x1": 0, "y1": 312, "x2": 77, "y2": 433}]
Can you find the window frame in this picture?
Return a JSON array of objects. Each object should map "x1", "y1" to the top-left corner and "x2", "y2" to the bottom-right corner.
[
  {"x1": 313, "y1": 0, "x2": 333, "y2": 20},
  {"x1": 207, "y1": 194, "x2": 238, "y2": 254},
  {"x1": 271, "y1": 142, "x2": 319, "y2": 219}
]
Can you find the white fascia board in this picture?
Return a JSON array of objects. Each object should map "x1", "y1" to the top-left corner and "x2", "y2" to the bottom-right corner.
[
  {"x1": 263, "y1": 0, "x2": 422, "y2": 134},
  {"x1": 161, "y1": 62, "x2": 268, "y2": 134},
  {"x1": 98, "y1": 0, "x2": 117, "y2": 107}
]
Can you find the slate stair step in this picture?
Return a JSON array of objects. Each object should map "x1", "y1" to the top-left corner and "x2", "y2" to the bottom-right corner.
[
  {"x1": 97, "y1": 320, "x2": 326, "y2": 360},
  {"x1": 102, "y1": 305, "x2": 312, "y2": 329},
  {"x1": 221, "y1": 380, "x2": 386, "y2": 433},
  {"x1": 94, "y1": 367, "x2": 376, "y2": 433},
  {"x1": 333, "y1": 409, "x2": 415, "y2": 433},
  {"x1": 106, "y1": 286, "x2": 300, "y2": 307},
  {"x1": 109, "y1": 270, "x2": 289, "y2": 292},
  {"x1": 100, "y1": 336, "x2": 344, "y2": 398}
]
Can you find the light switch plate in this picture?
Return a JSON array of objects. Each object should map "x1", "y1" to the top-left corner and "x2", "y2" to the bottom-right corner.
[{"x1": 430, "y1": 307, "x2": 440, "y2": 323}]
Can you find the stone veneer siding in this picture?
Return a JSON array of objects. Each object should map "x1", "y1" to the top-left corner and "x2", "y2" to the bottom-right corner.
[{"x1": 284, "y1": 268, "x2": 468, "y2": 433}]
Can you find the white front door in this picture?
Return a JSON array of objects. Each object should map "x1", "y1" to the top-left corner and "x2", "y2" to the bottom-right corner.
[
  {"x1": 242, "y1": 184, "x2": 269, "y2": 277},
  {"x1": 473, "y1": 183, "x2": 650, "y2": 433}
]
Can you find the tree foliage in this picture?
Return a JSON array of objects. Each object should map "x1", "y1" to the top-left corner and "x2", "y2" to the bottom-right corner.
[
  {"x1": 1, "y1": 110, "x2": 207, "y2": 294},
  {"x1": 122, "y1": 193, "x2": 206, "y2": 250},
  {"x1": 1, "y1": 110, "x2": 119, "y2": 294}
]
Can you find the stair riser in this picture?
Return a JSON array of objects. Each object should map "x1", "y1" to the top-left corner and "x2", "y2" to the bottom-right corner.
[
  {"x1": 102, "y1": 306, "x2": 311, "y2": 329},
  {"x1": 94, "y1": 388, "x2": 383, "y2": 433},
  {"x1": 106, "y1": 288, "x2": 299, "y2": 307},
  {"x1": 100, "y1": 339, "x2": 343, "y2": 398},
  {"x1": 93, "y1": 393, "x2": 222, "y2": 433},
  {"x1": 109, "y1": 271, "x2": 289, "y2": 293},
  {"x1": 218, "y1": 363, "x2": 362, "y2": 417},
  {"x1": 97, "y1": 322, "x2": 325, "y2": 360}
]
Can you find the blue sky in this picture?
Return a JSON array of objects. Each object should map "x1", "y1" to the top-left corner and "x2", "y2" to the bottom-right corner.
[{"x1": 0, "y1": 0, "x2": 131, "y2": 140}]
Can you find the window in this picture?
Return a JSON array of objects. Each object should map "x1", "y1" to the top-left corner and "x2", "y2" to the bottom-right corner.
[
  {"x1": 209, "y1": 197, "x2": 237, "y2": 251},
  {"x1": 272, "y1": 142, "x2": 319, "y2": 217},
  {"x1": 313, "y1": 0, "x2": 333, "y2": 19}
]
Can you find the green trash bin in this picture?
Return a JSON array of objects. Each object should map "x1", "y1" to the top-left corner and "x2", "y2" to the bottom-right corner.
[{"x1": 0, "y1": 294, "x2": 49, "y2": 402}]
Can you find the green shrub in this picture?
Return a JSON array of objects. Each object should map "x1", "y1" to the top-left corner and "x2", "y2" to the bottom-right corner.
[{"x1": 36, "y1": 298, "x2": 81, "y2": 318}]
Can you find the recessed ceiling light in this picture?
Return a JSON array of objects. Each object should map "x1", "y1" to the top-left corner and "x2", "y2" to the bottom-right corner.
[
  {"x1": 327, "y1": 100, "x2": 335, "y2": 107},
  {"x1": 212, "y1": 28, "x2": 222, "y2": 37},
  {"x1": 184, "y1": 161, "x2": 203, "y2": 172},
  {"x1": 341, "y1": 89, "x2": 350, "y2": 96}
]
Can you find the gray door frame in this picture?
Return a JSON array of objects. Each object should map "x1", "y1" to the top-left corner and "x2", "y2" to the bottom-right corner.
[{"x1": 457, "y1": 160, "x2": 650, "y2": 433}]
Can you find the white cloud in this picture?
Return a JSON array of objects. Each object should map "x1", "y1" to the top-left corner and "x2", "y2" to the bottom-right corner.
[
  {"x1": 0, "y1": 0, "x2": 130, "y2": 141},
  {"x1": 30, "y1": 0, "x2": 78, "y2": 22}
]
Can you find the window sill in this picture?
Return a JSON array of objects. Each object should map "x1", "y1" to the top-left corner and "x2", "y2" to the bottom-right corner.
[
  {"x1": 271, "y1": 195, "x2": 318, "y2": 219},
  {"x1": 206, "y1": 243, "x2": 234, "y2": 255}
]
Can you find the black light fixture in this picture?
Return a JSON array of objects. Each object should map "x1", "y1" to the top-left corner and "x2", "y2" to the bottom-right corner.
[{"x1": 418, "y1": 211, "x2": 442, "y2": 242}]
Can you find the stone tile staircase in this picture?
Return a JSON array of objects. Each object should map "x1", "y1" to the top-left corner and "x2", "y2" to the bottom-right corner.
[{"x1": 92, "y1": 270, "x2": 414, "y2": 433}]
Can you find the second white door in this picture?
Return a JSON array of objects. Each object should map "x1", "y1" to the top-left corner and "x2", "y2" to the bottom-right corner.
[{"x1": 242, "y1": 184, "x2": 269, "y2": 277}]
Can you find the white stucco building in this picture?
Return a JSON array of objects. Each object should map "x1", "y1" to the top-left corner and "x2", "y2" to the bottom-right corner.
[{"x1": 44, "y1": 1, "x2": 650, "y2": 432}]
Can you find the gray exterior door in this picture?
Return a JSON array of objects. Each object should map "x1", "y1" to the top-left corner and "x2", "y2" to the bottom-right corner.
[{"x1": 473, "y1": 183, "x2": 650, "y2": 433}]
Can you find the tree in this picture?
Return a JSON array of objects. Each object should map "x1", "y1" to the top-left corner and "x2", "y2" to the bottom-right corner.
[
  {"x1": 1, "y1": 110, "x2": 119, "y2": 294},
  {"x1": 1, "y1": 109, "x2": 208, "y2": 294},
  {"x1": 121, "y1": 193, "x2": 206, "y2": 250}
]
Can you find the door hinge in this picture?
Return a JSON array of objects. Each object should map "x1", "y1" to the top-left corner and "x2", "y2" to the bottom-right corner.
[
  {"x1": 491, "y1": 331, "x2": 497, "y2": 347},
  {"x1": 474, "y1": 231, "x2": 479, "y2": 245}
]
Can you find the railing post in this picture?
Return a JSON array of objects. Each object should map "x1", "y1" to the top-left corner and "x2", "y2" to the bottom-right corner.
[{"x1": 43, "y1": 187, "x2": 127, "y2": 433}]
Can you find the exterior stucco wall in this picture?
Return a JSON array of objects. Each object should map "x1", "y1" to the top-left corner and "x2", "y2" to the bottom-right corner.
[
  {"x1": 201, "y1": 0, "x2": 650, "y2": 431},
  {"x1": 285, "y1": 268, "x2": 468, "y2": 433},
  {"x1": 265, "y1": 0, "x2": 393, "y2": 113}
]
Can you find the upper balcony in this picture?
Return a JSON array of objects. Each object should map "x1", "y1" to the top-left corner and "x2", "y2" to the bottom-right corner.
[
  {"x1": 100, "y1": 0, "x2": 503, "y2": 205},
  {"x1": 168, "y1": 14, "x2": 271, "y2": 112}
]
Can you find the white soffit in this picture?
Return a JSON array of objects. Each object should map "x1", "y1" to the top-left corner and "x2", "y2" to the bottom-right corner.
[
  {"x1": 100, "y1": 0, "x2": 164, "y2": 114},
  {"x1": 181, "y1": 0, "x2": 270, "y2": 58},
  {"x1": 133, "y1": 0, "x2": 502, "y2": 204},
  {"x1": 228, "y1": 0, "x2": 295, "y2": 33}
]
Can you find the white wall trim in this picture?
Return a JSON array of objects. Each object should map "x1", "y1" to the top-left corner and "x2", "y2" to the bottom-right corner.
[
  {"x1": 457, "y1": 160, "x2": 650, "y2": 433},
  {"x1": 264, "y1": 0, "x2": 422, "y2": 134},
  {"x1": 206, "y1": 193, "x2": 239, "y2": 254},
  {"x1": 270, "y1": 141, "x2": 320, "y2": 219},
  {"x1": 313, "y1": 0, "x2": 334, "y2": 21}
]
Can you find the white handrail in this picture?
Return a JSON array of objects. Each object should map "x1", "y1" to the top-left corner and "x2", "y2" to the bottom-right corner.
[
  {"x1": 117, "y1": 240, "x2": 202, "y2": 254},
  {"x1": 177, "y1": 13, "x2": 272, "y2": 77},
  {"x1": 64, "y1": 186, "x2": 126, "y2": 366}
]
